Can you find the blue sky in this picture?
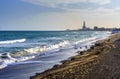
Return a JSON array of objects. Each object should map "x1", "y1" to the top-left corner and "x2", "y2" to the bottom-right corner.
[{"x1": 0, "y1": 0, "x2": 120, "y2": 30}]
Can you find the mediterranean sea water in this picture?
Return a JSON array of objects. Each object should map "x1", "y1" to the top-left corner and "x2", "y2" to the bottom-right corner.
[{"x1": 0, "y1": 31, "x2": 111, "y2": 79}]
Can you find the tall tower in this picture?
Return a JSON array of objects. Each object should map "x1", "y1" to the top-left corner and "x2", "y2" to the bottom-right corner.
[{"x1": 82, "y1": 21, "x2": 86, "y2": 30}]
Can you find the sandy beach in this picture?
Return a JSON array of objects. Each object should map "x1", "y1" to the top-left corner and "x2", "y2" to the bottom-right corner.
[{"x1": 30, "y1": 33, "x2": 120, "y2": 79}]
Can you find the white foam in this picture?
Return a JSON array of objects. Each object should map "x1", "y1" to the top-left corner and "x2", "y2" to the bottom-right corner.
[
  {"x1": 24, "y1": 40, "x2": 70, "y2": 54},
  {"x1": 0, "y1": 61, "x2": 7, "y2": 69},
  {"x1": 11, "y1": 60, "x2": 59, "y2": 65},
  {"x1": 0, "y1": 53, "x2": 35, "y2": 69},
  {"x1": 0, "y1": 38, "x2": 26, "y2": 44},
  {"x1": 0, "y1": 58, "x2": 15, "y2": 69},
  {"x1": 0, "y1": 32, "x2": 110, "y2": 69},
  {"x1": 75, "y1": 36, "x2": 97, "y2": 44},
  {"x1": 16, "y1": 56, "x2": 35, "y2": 62}
]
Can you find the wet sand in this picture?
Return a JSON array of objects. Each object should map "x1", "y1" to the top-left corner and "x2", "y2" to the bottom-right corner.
[{"x1": 31, "y1": 33, "x2": 120, "y2": 79}]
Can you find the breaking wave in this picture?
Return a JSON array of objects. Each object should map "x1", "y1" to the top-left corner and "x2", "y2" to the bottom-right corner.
[
  {"x1": 0, "y1": 37, "x2": 98, "y2": 69},
  {"x1": 0, "y1": 38, "x2": 26, "y2": 44},
  {"x1": 0, "y1": 31, "x2": 111, "y2": 70}
]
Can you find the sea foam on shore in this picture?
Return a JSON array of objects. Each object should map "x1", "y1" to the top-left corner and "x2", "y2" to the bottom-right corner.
[
  {"x1": 0, "y1": 31, "x2": 111, "y2": 79},
  {"x1": 31, "y1": 33, "x2": 120, "y2": 79}
]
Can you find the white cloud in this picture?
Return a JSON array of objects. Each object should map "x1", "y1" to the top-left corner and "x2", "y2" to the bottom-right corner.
[
  {"x1": 21, "y1": 0, "x2": 111, "y2": 8},
  {"x1": 64, "y1": 7, "x2": 120, "y2": 16},
  {"x1": 89, "y1": 0, "x2": 111, "y2": 5},
  {"x1": 92, "y1": 7, "x2": 120, "y2": 15},
  {"x1": 20, "y1": 0, "x2": 120, "y2": 17}
]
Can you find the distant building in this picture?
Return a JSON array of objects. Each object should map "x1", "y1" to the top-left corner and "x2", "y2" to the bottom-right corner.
[
  {"x1": 66, "y1": 29, "x2": 70, "y2": 31},
  {"x1": 81, "y1": 21, "x2": 91, "y2": 31},
  {"x1": 112, "y1": 28, "x2": 120, "y2": 34},
  {"x1": 82, "y1": 21, "x2": 86, "y2": 29},
  {"x1": 76, "y1": 21, "x2": 119, "y2": 31},
  {"x1": 82, "y1": 21, "x2": 87, "y2": 30},
  {"x1": 94, "y1": 26, "x2": 98, "y2": 30}
]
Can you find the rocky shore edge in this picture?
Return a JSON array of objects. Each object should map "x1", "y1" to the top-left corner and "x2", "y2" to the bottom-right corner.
[{"x1": 30, "y1": 33, "x2": 120, "y2": 79}]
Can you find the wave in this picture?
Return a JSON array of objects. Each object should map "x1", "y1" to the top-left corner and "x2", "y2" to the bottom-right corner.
[
  {"x1": 0, "y1": 53, "x2": 35, "y2": 69},
  {"x1": 0, "y1": 40, "x2": 70, "y2": 69},
  {"x1": 75, "y1": 36, "x2": 97, "y2": 44},
  {"x1": 0, "y1": 33, "x2": 110, "y2": 69},
  {"x1": 0, "y1": 37, "x2": 96, "y2": 69},
  {"x1": 0, "y1": 38, "x2": 26, "y2": 44},
  {"x1": 17, "y1": 40, "x2": 70, "y2": 55}
]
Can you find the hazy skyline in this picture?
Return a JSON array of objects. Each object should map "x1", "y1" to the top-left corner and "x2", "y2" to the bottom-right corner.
[{"x1": 0, "y1": 0, "x2": 120, "y2": 30}]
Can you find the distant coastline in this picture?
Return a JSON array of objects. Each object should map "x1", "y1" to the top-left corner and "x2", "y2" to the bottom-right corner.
[{"x1": 66, "y1": 21, "x2": 120, "y2": 32}]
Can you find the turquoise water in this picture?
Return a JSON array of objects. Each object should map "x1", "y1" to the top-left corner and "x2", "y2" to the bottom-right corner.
[{"x1": 0, "y1": 31, "x2": 111, "y2": 79}]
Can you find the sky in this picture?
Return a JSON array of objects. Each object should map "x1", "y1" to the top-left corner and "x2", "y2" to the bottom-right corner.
[{"x1": 0, "y1": 0, "x2": 120, "y2": 30}]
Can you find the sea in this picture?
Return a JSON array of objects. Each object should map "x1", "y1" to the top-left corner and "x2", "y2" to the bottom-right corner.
[{"x1": 0, "y1": 31, "x2": 111, "y2": 79}]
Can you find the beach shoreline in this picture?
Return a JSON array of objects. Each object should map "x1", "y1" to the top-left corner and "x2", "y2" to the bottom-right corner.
[{"x1": 30, "y1": 33, "x2": 120, "y2": 79}]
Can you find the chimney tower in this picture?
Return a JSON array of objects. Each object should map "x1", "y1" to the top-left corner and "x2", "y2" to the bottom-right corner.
[{"x1": 82, "y1": 21, "x2": 86, "y2": 30}]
